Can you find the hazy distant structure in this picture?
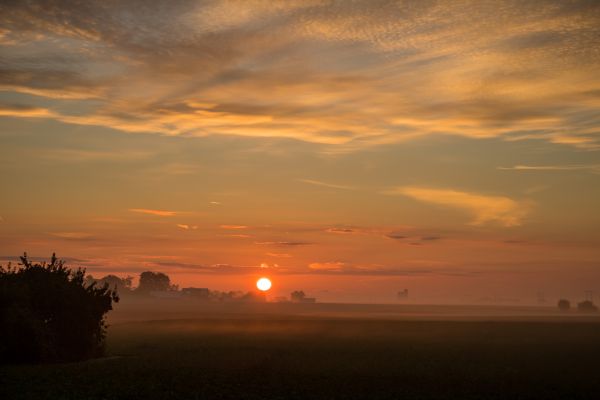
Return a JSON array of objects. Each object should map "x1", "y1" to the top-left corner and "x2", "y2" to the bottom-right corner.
[
  {"x1": 397, "y1": 289, "x2": 409, "y2": 300},
  {"x1": 537, "y1": 291, "x2": 546, "y2": 304},
  {"x1": 577, "y1": 291, "x2": 598, "y2": 313},
  {"x1": 291, "y1": 290, "x2": 316, "y2": 303},
  {"x1": 577, "y1": 300, "x2": 598, "y2": 313},
  {"x1": 181, "y1": 287, "x2": 210, "y2": 299},
  {"x1": 557, "y1": 299, "x2": 571, "y2": 311}
]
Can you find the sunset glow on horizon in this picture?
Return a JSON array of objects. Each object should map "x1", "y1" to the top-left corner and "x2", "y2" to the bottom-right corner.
[{"x1": 1, "y1": 1, "x2": 599, "y2": 305}]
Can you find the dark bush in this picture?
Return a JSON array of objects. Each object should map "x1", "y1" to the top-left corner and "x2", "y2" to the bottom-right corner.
[
  {"x1": 557, "y1": 299, "x2": 571, "y2": 311},
  {"x1": 0, "y1": 253, "x2": 118, "y2": 363}
]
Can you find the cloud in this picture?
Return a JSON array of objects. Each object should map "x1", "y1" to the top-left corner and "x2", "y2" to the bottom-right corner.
[
  {"x1": 306, "y1": 261, "x2": 456, "y2": 276},
  {"x1": 176, "y1": 224, "x2": 198, "y2": 230},
  {"x1": 255, "y1": 241, "x2": 313, "y2": 246},
  {"x1": 50, "y1": 232, "x2": 93, "y2": 240},
  {"x1": 421, "y1": 236, "x2": 442, "y2": 241},
  {"x1": 129, "y1": 208, "x2": 178, "y2": 217},
  {"x1": 0, "y1": 104, "x2": 55, "y2": 118},
  {"x1": 309, "y1": 262, "x2": 345, "y2": 272},
  {"x1": 266, "y1": 252, "x2": 292, "y2": 258},
  {"x1": 220, "y1": 224, "x2": 248, "y2": 229},
  {"x1": 386, "y1": 233, "x2": 407, "y2": 240},
  {"x1": 325, "y1": 227, "x2": 357, "y2": 234},
  {"x1": 299, "y1": 179, "x2": 355, "y2": 190},
  {"x1": 2, "y1": 1, "x2": 598, "y2": 148},
  {"x1": 498, "y1": 165, "x2": 600, "y2": 174},
  {"x1": 222, "y1": 234, "x2": 251, "y2": 238},
  {"x1": 388, "y1": 186, "x2": 531, "y2": 227}
]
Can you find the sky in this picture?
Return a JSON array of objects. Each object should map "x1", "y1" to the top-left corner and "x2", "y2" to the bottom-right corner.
[{"x1": 1, "y1": 0, "x2": 600, "y2": 304}]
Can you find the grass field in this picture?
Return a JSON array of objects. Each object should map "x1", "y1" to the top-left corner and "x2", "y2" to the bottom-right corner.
[{"x1": 2, "y1": 304, "x2": 600, "y2": 399}]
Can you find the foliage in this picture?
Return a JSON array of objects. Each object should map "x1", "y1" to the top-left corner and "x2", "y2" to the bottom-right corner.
[
  {"x1": 136, "y1": 271, "x2": 172, "y2": 293},
  {"x1": 86, "y1": 274, "x2": 133, "y2": 295},
  {"x1": 291, "y1": 290, "x2": 306, "y2": 302},
  {"x1": 557, "y1": 299, "x2": 570, "y2": 311},
  {"x1": 208, "y1": 290, "x2": 265, "y2": 302},
  {"x1": 0, "y1": 253, "x2": 119, "y2": 363}
]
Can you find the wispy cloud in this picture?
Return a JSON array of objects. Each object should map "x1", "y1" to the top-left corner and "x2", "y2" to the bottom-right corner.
[
  {"x1": 176, "y1": 224, "x2": 198, "y2": 230},
  {"x1": 222, "y1": 234, "x2": 251, "y2": 238},
  {"x1": 299, "y1": 179, "x2": 355, "y2": 190},
  {"x1": 388, "y1": 186, "x2": 531, "y2": 227},
  {"x1": 255, "y1": 241, "x2": 313, "y2": 246},
  {"x1": 129, "y1": 208, "x2": 178, "y2": 217},
  {"x1": 498, "y1": 165, "x2": 600, "y2": 174},
  {"x1": 307, "y1": 261, "x2": 452, "y2": 276},
  {"x1": 50, "y1": 232, "x2": 93, "y2": 240},
  {"x1": 266, "y1": 252, "x2": 292, "y2": 258},
  {"x1": 220, "y1": 224, "x2": 248, "y2": 230},
  {"x1": 1, "y1": 1, "x2": 598, "y2": 149},
  {"x1": 0, "y1": 104, "x2": 54, "y2": 118},
  {"x1": 308, "y1": 262, "x2": 345, "y2": 272}
]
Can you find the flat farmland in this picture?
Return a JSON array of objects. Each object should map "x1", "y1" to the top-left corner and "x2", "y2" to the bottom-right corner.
[{"x1": 2, "y1": 305, "x2": 600, "y2": 399}]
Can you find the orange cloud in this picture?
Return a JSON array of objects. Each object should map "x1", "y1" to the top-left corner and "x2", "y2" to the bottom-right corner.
[
  {"x1": 176, "y1": 224, "x2": 198, "y2": 230},
  {"x1": 220, "y1": 225, "x2": 248, "y2": 229},
  {"x1": 299, "y1": 179, "x2": 355, "y2": 190},
  {"x1": 50, "y1": 232, "x2": 93, "y2": 239},
  {"x1": 0, "y1": 104, "x2": 54, "y2": 118},
  {"x1": 129, "y1": 208, "x2": 178, "y2": 217},
  {"x1": 388, "y1": 186, "x2": 532, "y2": 227},
  {"x1": 309, "y1": 262, "x2": 345, "y2": 271}
]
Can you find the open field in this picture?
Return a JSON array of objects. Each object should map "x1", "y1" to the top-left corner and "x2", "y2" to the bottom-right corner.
[{"x1": 2, "y1": 303, "x2": 600, "y2": 399}]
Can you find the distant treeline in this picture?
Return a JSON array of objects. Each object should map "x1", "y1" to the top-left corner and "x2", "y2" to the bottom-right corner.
[{"x1": 85, "y1": 271, "x2": 268, "y2": 302}]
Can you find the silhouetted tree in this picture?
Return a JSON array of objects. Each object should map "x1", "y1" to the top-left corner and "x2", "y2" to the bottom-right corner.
[
  {"x1": 137, "y1": 271, "x2": 171, "y2": 293},
  {"x1": 291, "y1": 290, "x2": 306, "y2": 302},
  {"x1": 557, "y1": 299, "x2": 571, "y2": 311},
  {"x1": 87, "y1": 274, "x2": 133, "y2": 296},
  {"x1": 0, "y1": 253, "x2": 118, "y2": 363}
]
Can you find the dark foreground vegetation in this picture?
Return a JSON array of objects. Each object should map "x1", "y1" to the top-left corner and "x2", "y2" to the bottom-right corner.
[
  {"x1": 0, "y1": 254, "x2": 118, "y2": 363},
  {"x1": 2, "y1": 316, "x2": 600, "y2": 400}
]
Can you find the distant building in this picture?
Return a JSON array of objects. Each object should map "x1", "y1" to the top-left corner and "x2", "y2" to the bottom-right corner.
[
  {"x1": 181, "y1": 287, "x2": 210, "y2": 299},
  {"x1": 577, "y1": 300, "x2": 598, "y2": 313}
]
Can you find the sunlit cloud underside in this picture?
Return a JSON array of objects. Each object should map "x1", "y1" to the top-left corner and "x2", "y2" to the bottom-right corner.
[{"x1": 1, "y1": 0, "x2": 599, "y2": 148}]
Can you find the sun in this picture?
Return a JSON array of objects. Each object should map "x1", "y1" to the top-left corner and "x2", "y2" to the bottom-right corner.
[{"x1": 256, "y1": 277, "x2": 272, "y2": 292}]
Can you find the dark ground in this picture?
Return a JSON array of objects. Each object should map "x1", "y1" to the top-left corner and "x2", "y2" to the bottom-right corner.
[{"x1": 2, "y1": 304, "x2": 600, "y2": 399}]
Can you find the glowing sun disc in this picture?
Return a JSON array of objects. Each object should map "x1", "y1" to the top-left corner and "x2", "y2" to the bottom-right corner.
[{"x1": 256, "y1": 277, "x2": 272, "y2": 291}]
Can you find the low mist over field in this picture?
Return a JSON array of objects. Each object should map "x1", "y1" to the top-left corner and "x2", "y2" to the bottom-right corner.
[{"x1": 2, "y1": 1, "x2": 600, "y2": 398}]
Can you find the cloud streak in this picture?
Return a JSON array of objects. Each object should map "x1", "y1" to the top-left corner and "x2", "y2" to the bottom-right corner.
[
  {"x1": 129, "y1": 208, "x2": 178, "y2": 217},
  {"x1": 498, "y1": 165, "x2": 600, "y2": 174},
  {"x1": 388, "y1": 186, "x2": 531, "y2": 227},
  {"x1": 299, "y1": 179, "x2": 355, "y2": 190}
]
